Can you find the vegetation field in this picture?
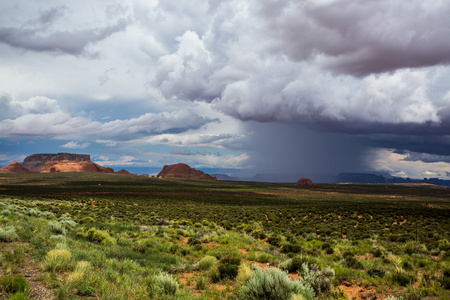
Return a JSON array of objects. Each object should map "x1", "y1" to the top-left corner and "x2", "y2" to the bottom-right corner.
[{"x1": 0, "y1": 172, "x2": 449, "y2": 299}]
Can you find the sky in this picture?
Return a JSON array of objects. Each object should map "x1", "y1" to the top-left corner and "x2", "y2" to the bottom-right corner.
[{"x1": 1, "y1": 0, "x2": 450, "y2": 180}]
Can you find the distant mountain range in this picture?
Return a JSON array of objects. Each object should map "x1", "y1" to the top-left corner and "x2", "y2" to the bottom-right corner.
[{"x1": 213, "y1": 172, "x2": 450, "y2": 187}]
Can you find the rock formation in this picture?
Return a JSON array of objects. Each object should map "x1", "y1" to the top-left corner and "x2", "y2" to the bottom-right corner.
[
  {"x1": 23, "y1": 153, "x2": 91, "y2": 170},
  {"x1": 157, "y1": 163, "x2": 217, "y2": 180},
  {"x1": 116, "y1": 169, "x2": 134, "y2": 175},
  {"x1": 295, "y1": 177, "x2": 315, "y2": 186},
  {"x1": 0, "y1": 161, "x2": 33, "y2": 173},
  {"x1": 40, "y1": 161, "x2": 114, "y2": 173}
]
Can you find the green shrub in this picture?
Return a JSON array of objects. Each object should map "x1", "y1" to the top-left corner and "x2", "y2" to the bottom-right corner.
[
  {"x1": 391, "y1": 271, "x2": 414, "y2": 287},
  {"x1": 283, "y1": 255, "x2": 317, "y2": 273},
  {"x1": 48, "y1": 221, "x2": 66, "y2": 235},
  {"x1": 198, "y1": 255, "x2": 218, "y2": 271},
  {"x1": 58, "y1": 215, "x2": 77, "y2": 229},
  {"x1": 208, "y1": 264, "x2": 221, "y2": 283},
  {"x1": 79, "y1": 216, "x2": 95, "y2": 224},
  {"x1": 84, "y1": 228, "x2": 116, "y2": 245},
  {"x1": 267, "y1": 234, "x2": 282, "y2": 247},
  {"x1": 342, "y1": 253, "x2": 363, "y2": 269},
  {"x1": 1, "y1": 209, "x2": 11, "y2": 216},
  {"x1": 281, "y1": 243, "x2": 303, "y2": 254},
  {"x1": 218, "y1": 254, "x2": 242, "y2": 280},
  {"x1": 43, "y1": 249, "x2": 72, "y2": 272},
  {"x1": 235, "y1": 263, "x2": 253, "y2": 287},
  {"x1": 403, "y1": 241, "x2": 427, "y2": 255},
  {"x1": 49, "y1": 234, "x2": 67, "y2": 246},
  {"x1": 0, "y1": 274, "x2": 30, "y2": 293},
  {"x1": 7, "y1": 293, "x2": 29, "y2": 300},
  {"x1": 196, "y1": 276, "x2": 207, "y2": 290},
  {"x1": 0, "y1": 225, "x2": 18, "y2": 242},
  {"x1": 148, "y1": 272, "x2": 179, "y2": 296},
  {"x1": 236, "y1": 266, "x2": 315, "y2": 300},
  {"x1": 367, "y1": 267, "x2": 385, "y2": 278},
  {"x1": 298, "y1": 263, "x2": 335, "y2": 295},
  {"x1": 442, "y1": 267, "x2": 450, "y2": 289}
]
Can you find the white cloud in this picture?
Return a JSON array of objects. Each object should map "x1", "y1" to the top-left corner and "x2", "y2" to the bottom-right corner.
[
  {"x1": 94, "y1": 155, "x2": 136, "y2": 166},
  {"x1": 0, "y1": 95, "x2": 215, "y2": 140},
  {"x1": 370, "y1": 149, "x2": 450, "y2": 179},
  {"x1": 61, "y1": 141, "x2": 90, "y2": 149}
]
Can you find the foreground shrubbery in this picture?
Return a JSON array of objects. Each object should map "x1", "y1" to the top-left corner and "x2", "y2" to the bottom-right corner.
[
  {"x1": 236, "y1": 266, "x2": 315, "y2": 300},
  {"x1": 0, "y1": 174, "x2": 449, "y2": 300}
]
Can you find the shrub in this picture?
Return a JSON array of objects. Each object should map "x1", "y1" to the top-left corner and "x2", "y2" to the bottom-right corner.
[
  {"x1": 442, "y1": 267, "x2": 450, "y2": 289},
  {"x1": 208, "y1": 264, "x2": 221, "y2": 283},
  {"x1": 283, "y1": 255, "x2": 317, "y2": 273},
  {"x1": 0, "y1": 274, "x2": 30, "y2": 293},
  {"x1": 438, "y1": 239, "x2": 449, "y2": 250},
  {"x1": 218, "y1": 254, "x2": 242, "y2": 280},
  {"x1": 236, "y1": 266, "x2": 315, "y2": 300},
  {"x1": 1, "y1": 209, "x2": 11, "y2": 216},
  {"x1": 403, "y1": 241, "x2": 427, "y2": 255},
  {"x1": 43, "y1": 249, "x2": 72, "y2": 272},
  {"x1": 198, "y1": 255, "x2": 218, "y2": 271},
  {"x1": 49, "y1": 235, "x2": 67, "y2": 246},
  {"x1": 67, "y1": 260, "x2": 96, "y2": 297},
  {"x1": 267, "y1": 234, "x2": 282, "y2": 247},
  {"x1": 85, "y1": 228, "x2": 116, "y2": 245},
  {"x1": 0, "y1": 225, "x2": 18, "y2": 242},
  {"x1": 298, "y1": 263, "x2": 335, "y2": 295},
  {"x1": 151, "y1": 272, "x2": 179, "y2": 296},
  {"x1": 390, "y1": 271, "x2": 414, "y2": 287},
  {"x1": 281, "y1": 243, "x2": 303, "y2": 254},
  {"x1": 48, "y1": 221, "x2": 66, "y2": 235},
  {"x1": 7, "y1": 293, "x2": 29, "y2": 300},
  {"x1": 342, "y1": 253, "x2": 363, "y2": 269},
  {"x1": 235, "y1": 263, "x2": 253, "y2": 287},
  {"x1": 196, "y1": 276, "x2": 207, "y2": 290},
  {"x1": 79, "y1": 216, "x2": 95, "y2": 224},
  {"x1": 367, "y1": 267, "x2": 385, "y2": 278},
  {"x1": 58, "y1": 215, "x2": 77, "y2": 228}
]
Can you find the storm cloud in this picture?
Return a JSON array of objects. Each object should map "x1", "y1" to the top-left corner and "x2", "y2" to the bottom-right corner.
[
  {"x1": 1, "y1": 0, "x2": 450, "y2": 177},
  {"x1": 0, "y1": 5, "x2": 129, "y2": 56}
]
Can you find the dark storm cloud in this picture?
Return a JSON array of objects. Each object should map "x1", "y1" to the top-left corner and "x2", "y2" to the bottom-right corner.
[
  {"x1": 244, "y1": 122, "x2": 370, "y2": 175},
  {"x1": 394, "y1": 150, "x2": 450, "y2": 163},
  {"x1": 257, "y1": 0, "x2": 450, "y2": 76},
  {"x1": 152, "y1": 0, "x2": 450, "y2": 172},
  {"x1": 0, "y1": 7, "x2": 129, "y2": 56}
]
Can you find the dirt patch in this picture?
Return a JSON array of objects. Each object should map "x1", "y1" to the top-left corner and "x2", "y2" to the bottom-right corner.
[
  {"x1": 0, "y1": 243, "x2": 56, "y2": 300},
  {"x1": 239, "y1": 248, "x2": 248, "y2": 255},
  {"x1": 179, "y1": 237, "x2": 189, "y2": 245},
  {"x1": 338, "y1": 281, "x2": 390, "y2": 300}
]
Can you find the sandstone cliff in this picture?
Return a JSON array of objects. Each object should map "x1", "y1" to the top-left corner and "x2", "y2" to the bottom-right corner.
[
  {"x1": 0, "y1": 161, "x2": 33, "y2": 173},
  {"x1": 157, "y1": 163, "x2": 217, "y2": 180},
  {"x1": 23, "y1": 153, "x2": 91, "y2": 170},
  {"x1": 40, "y1": 161, "x2": 114, "y2": 173}
]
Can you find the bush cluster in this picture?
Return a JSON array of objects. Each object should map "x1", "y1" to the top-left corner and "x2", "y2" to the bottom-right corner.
[
  {"x1": 0, "y1": 274, "x2": 30, "y2": 294},
  {"x1": 236, "y1": 266, "x2": 315, "y2": 300},
  {"x1": 77, "y1": 227, "x2": 116, "y2": 245},
  {"x1": 198, "y1": 255, "x2": 217, "y2": 271},
  {"x1": 0, "y1": 225, "x2": 18, "y2": 242},
  {"x1": 147, "y1": 272, "x2": 180, "y2": 297},
  {"x1": 43, "y1": 249, "x2": 72, "y2": 272},
  {"x1": 218, "y1": 254, "x2": 242, "y2": 280}
]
